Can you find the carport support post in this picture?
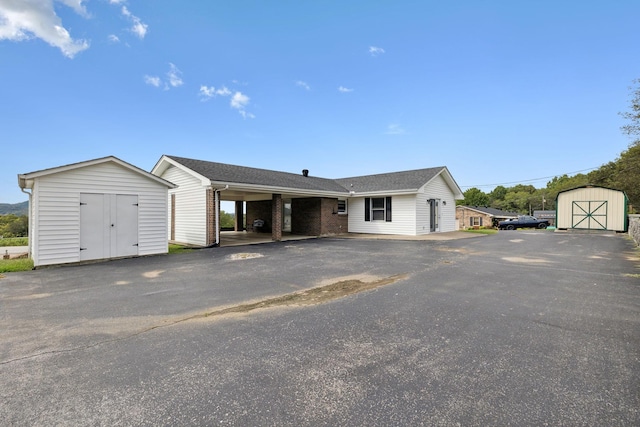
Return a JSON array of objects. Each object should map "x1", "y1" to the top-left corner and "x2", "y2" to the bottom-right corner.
[
  {"x1": 272, "y1": 193, "x2": 283, "y2": 241},
  {"x1": 205, "y1": 188, "x2": 219, "y2": 246},
  {"x1": 235, "y1": 201, "x2": 244, "y2": 231}
]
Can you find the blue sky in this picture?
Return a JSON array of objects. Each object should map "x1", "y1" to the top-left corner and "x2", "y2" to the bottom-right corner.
[{"x1": 1, "y1": 0, "x2": 639, "y2": 203}]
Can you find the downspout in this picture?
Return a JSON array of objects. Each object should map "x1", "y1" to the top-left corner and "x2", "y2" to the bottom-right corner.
[
  {"x1": 214, "y1": 185, "x2": 229, "y2": 246},
  {"x1": 20, "y1": 187, "x2": 32, "y2": 261}
]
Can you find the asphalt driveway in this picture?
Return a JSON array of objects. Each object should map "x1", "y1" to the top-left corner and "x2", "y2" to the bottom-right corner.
[{"x1": 1, "y1": 231, "x2": 639, "y2": 425}]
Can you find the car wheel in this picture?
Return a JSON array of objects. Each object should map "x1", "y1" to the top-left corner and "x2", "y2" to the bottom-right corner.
[
  {"x1": 537, "y1": 223, "x2": 547, "y2": 229},
  {"x1": 506, "y1": 225, "x2": 515, "y2": 230}
]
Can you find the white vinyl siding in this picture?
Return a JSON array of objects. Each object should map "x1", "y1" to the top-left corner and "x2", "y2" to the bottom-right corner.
[
  {"x1": 417, "y1": 174, "x2": 457, "y2": 234},
  {"x1": 556, "y1": 187, "x2": 627, "y2": 231},
  {"x1": 162, "y1": 165, "x2": 208, "y2": 246},
  {"x1": 348, "y1": 195, "x2": 416, "y2": 235},
  {"x1": 31, "y1": 162, "x2": 169, "y2": 266}
]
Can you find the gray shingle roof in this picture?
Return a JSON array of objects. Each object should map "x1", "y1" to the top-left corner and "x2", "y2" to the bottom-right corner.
[
  {"x1": 335, "y1": 167, "x2": 445, "y2": 193},
  {"x1": 460, "y1": 206, "x2": 520, "y2": 217},
  {"x1": 166, "y1": 156, "x2": 453, "y2": 195},
  {"x1": 166, "y1": 156, "x2": 349, "y2": 193}
]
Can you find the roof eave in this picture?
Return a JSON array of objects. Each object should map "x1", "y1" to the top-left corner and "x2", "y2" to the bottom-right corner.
[
  {"x1": 20, "y1": 156, "x2": 177, "y2": 189},
  {"x1": 209, "y1": 181, "x2": 349, "y2": 198},
  {"x1": 349, "y1": 189, "x2": 419, "y2": 197},
  {"x1": 152, "y1": 155, "x2": 211, "y2": 186}
]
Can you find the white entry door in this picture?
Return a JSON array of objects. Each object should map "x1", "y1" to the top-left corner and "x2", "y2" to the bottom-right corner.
[{"x1": 80, "y1": 193, "x2": 139, "y2": 261}]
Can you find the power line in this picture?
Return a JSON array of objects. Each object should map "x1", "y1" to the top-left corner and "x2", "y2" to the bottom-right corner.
[{"x1": 460, "y1": 167, "x2": 600, "y2": 189}]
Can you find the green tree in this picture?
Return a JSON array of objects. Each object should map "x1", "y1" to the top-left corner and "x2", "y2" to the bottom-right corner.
[
  {"x1": 544, "y1": 173, "x2": 590, "y2": 209},
  {"x1": 620, "y1": 78, "x2": 640, "y2": 143},
  {"x1": 460, "y1": 187, "x2": 489, "y2": 206},
  {"x1": 219, "y1": 210, "x2": 236, "y2": 228},
  {"x1": 0, "y1": 214, "x2": 28, "y2": 238}
]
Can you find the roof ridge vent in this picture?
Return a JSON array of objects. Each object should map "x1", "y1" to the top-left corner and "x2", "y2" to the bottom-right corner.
[{"x1": 302, "y1": 169, "x2": 309, "y2": 177}]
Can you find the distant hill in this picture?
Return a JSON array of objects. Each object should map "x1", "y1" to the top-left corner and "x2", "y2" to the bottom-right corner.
[{"x1": 0, "y1": 201, "x2": 28, "y2": 215}]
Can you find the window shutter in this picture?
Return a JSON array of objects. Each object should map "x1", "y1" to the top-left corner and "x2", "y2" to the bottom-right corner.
[
  {"x1": 364, "y1": 198, "x2": 370, "y2": 221},
  {"x1": 385, "y1": 197, "x2": 392, "y2": 222},
  {"x1": 480, "y1": 217, "x2": 483, "y2": 226},
  {"x1": 470, "y1": 218, "x2": 473, "y2": 226}
]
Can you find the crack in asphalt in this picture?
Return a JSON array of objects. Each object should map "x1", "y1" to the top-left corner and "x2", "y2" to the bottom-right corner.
[{"x1": 0, "y1": 273, "x2": 408, "y2": 366}]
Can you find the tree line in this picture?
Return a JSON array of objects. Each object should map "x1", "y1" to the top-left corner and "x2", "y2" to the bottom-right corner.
[
  {"x1": 459, "y1": 79, "x2": 640, "y2": 214},
  {"x1": 0, "y1": 215, "x2": 28, "y2": 238}
]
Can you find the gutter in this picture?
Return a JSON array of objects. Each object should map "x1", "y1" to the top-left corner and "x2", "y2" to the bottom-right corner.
[
  {"x1": 19, "y1": 184, "x2": 32, "y2": 262},
  {"x1": 213, "y1": 185, "x2": 229, "y2": 246}
]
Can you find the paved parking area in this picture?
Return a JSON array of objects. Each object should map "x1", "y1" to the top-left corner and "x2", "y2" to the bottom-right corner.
[{"x1": 1, "y1": 231, "x2": 639, "y2": 425}]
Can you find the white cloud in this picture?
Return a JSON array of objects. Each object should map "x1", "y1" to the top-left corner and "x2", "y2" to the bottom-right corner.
[
  {"x1": 385, "y1": 123, "x2": 406, "y2": 135},
  {"x1": 338, "y1": 86, "x2": 353, "y2": 93},
  {"x1": 107, "y1": 34, "x2": 119, "y2": 43},
  {"x1": 199, "y1": 85, "x2": 231, "y2": 100},
  {"x1": 369, "y1": 46, "x2": 385, "y2": 56},
  {"x1": 295, "y1": 80, "x2": 310, "y2": 90},
  {"x1": 121, "y1": 5, "x2": 147, "y2": 39},
  {"x1": 0, "y1": 0, "x2": 90, "y2": 58},
  {"x1": 144, "y1": 63, "x2": 184, "y2": 90},
  {"x1": 199, "y1": 83, "x2": 254, "y2": 118},
  {"x1": 166, "y1": 63, "x2": 183, "y2": 87},
  {"x1": 144, "y1": 75, "x2": 161, "y2": 87},
  {"x1": 230, "y1": 91, "x2": 254, "y2": 119}
]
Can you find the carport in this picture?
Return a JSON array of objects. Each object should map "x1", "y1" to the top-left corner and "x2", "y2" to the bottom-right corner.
[{"x1": 151, "y1": 155, "x2": 350, "y2": 247}]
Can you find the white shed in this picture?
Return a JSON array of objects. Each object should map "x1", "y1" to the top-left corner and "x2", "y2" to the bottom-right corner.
[
  {"x1": 18, "y1": 156, "x2": 176, "y2": 267},
  {"x1": 556, "y1": 185, "x2": 628, "y2": 232}
]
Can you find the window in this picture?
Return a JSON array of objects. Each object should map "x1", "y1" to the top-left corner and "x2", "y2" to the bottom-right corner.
[
  {"x1": 365, "y1": 197, "x2": 392, "y2": 222},
  {"x1": 337, "y1": 200, "x2": 347, "y2": 214},
  {"x1": 470, "y1": 217, "x2": 483, "y2": 227}
]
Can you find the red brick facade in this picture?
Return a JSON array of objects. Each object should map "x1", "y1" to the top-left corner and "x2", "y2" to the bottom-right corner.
[
  {"x1": 272, "y1": 194, "x2": 283, "y2": 241},
  {"x1": 246, "y1": 196, "x2": 348, "y2": 238},
  {"x1": 205, "y1": 188, "x2": 219, "y2": 246},
  {"x1": 292, "y1": 197, "x2": 347, "y2": 235}
]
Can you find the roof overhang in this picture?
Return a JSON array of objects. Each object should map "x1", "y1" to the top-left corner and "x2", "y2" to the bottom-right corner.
[
  {"x1": 208, "y1": 180, "x2": 349, "y2": 198},
  {"x1": 152, "y1": 155, "x2": 211, "y2": 186},
  {"x1": 424, "y1": 167, "x2": 464, "y2": 200},
  {"x1": 19, "y1": 156, "x2": 177, "y2": 190},
  {"x1": 348, "y1": 189, "x2": 419, "y2": 197}
]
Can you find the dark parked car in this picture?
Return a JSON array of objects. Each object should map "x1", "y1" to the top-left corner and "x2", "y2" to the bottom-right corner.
[{"x1": 498, "y1": 215, "x2": 550, "y2": 230}]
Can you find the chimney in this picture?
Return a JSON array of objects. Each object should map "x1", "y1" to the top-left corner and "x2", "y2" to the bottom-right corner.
[{"x1": 302, "y1": 169, "x2": 309, "y2": 177}]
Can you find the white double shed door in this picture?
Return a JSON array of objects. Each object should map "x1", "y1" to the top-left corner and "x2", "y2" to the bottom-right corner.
[{"x1": 80, "y1": 193, "x2": 139, "y2": 261}]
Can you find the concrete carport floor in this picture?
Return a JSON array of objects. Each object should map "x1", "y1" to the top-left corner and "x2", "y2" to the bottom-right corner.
[{"x1": 217, "y1": 230, "x2": 481, "y2": 247}]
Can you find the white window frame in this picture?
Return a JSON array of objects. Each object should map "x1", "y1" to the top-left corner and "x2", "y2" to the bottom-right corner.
[
  {"x1": 371, "y1": 197, "x2": 385, "y2": 221},
  {"x1": 337, "y1": 199, "x2": 347, "y2": 214}
]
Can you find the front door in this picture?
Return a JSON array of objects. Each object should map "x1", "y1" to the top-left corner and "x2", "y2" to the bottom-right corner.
[
  {"x1": 429, "y1": 199, "x2": 439, "y2": 232},
  {"x1": 283, "y1": 199, "x2": 292, "y2": 232}
]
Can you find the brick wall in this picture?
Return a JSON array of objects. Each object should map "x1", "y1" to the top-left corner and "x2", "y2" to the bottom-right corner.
[
  {"x1": 205, "y1": 188, "x2": 219, "y2": 246},
  {"x1": 246, "y1": 200, "x2": 272, "y2": 233},
  {"x1": 247, "y1": 197, "x2": 348, "y2": 236},
  {"x1": 320, "y1": 198, "x2": 348, "y2": 235},
  {"x1": 292, "y1": 197, "x2": 347, "y2": 235},
  {"x1": 272, "y1": 194, "x2": 282, "y2": 241},
  {"x1": 456, "y1": 207, "x2": 493, "y2": 229}
]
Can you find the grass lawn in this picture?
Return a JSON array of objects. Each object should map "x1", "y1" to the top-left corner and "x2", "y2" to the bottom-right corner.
[
  {"x1": 0, "y1": 258, "x2": 34, "y2": 274},
  {"x1": 168, "y1": 244, "x2": 194, "y2": 254},
  {"x1": 0, "y1": 237, "x2": 28, "y2": 247},
  {"x1": 0, "y1": 244, "x2": 191, "y2": 275}
]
